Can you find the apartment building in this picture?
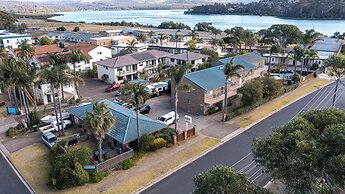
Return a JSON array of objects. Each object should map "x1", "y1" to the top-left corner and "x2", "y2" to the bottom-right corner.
[
  {"x1": 168, "y1": 51, "x2": 209, "y2": 70},
  {"x1": 173, "y1": 52, "x2": 266, "y2": 115},
  {"x1": 96, "y1": 50, "x2": 173, "y2": 83},
  {"x1": 0, "y1": 30, "x2": 32, "y2": 49}
]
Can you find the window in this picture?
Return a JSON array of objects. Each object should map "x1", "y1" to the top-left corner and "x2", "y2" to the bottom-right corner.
[
  {"x1": 187, "y1": 99, "x2": 191, "y2": 104},
  {"x1": 202, "y1": 58, "x2": 206, "y2": 62},
  {"x1": 126, "y1": 66, "x2": 130, "y2": 72},
  {"x1": 171, "y1": 58, "x2": 175, "y2": 63},
  {"x1": 106, "y1": 66, "x2": 108, "y2": 70},
  {"x1": 118, "y1": 68, "x2": 123, "y2": 71},
  {"x1": 191, "y1": 60, "x2": 195, "y2": 64}
]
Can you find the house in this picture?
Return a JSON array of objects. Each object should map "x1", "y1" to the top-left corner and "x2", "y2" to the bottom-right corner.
[
  {"x1": 89, "y1": 37, "x2": 112, "y2": 47},
  {"x1": 173, "y1": 52, "x2": 266, "y2": 115},
  {"x1": 67, "y1": 99, "x2": 167, "y2": 146},
  {"x1": 309, "y1": 38, "x2": 342, "y2": 66},
  {"x1": 111, "y1": 43, "x2": 148, "y2": 55},
  {"x1": 168, "y1": 51, "x2": 209, "y2": 70},
  {"x1": 112, "y1": 36, "x2": 137, "y2": 45},
  {"x1": 96, "y1": 50, "x2": 173, "y2": 83},
  {"x1": 35, "y1": 82, "x2": 76, "y2": 105},
  {"x1": 0, "y1": 30, "x2": 32, "y2": 49}
]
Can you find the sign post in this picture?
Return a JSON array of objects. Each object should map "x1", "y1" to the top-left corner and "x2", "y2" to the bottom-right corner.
[{"x1": 184, "y1": 115, "x2": 192, "y2": 131}]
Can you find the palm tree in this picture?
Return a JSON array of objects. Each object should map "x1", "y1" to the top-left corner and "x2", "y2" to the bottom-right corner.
[
  {"x1": 138, "y1": 33, "x2": 147, "y2": 43},
  {"x1": 304, "y1": 49, "x2": 319, "y2": 73},
  {"x1": 126, "y1": 39, "x2": 139, "y2": 53},
  {"x1": 210, "y1": 38, "x2": 219, "y2": 51},
  {"x1": 148, "y1": 31, "x2": 155, "y2": 40},
  {"x1": 291, "y1": 46, "x2": 304, "y2": 74},
  {"x1": 70, "y1": 50, "x2": 88, "y2": 97},
  {"x1": 149, "y1": 39, "x2": 156, "y2": 45},
  {"x1": 211, "y1": 28, "x2": 222, "y2": 39},
  {"x1": 157, "y1": 33, "x2": 167, "y2": 51},
  {"x1": 223, "y1": 59, "x2": 244, "y2": 121},
  {"x1": 18, "y1": 40, "x2": 35, "y2": 61},
  {"x1": 85, "y1": 102, "x2": 115, "y2": 163},
  {"x1": 189, "y1": 30, "x2": 199, "y2": 40},
  {"x1": 301, "y1": 29, "x2": 322, "y2": 75},
  {"x1": 156, "y1": 63, "x2": 166, "y2": 81},
  {"x1": 243, "y1": 29, "x2": 257, "y2": 52},
  {"x1": 171, "y1": 64, "x2": 191, "y2": 131},
  {"x1": 131, "y1": 83, "x2": 147, "y2": 150}
]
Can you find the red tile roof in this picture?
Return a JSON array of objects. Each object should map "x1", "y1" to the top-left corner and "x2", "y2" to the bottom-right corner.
[
  {"x1": 70, "y1": 43, "x2": 99, "y2": 60},
  {"x1": 34, "y1": 44, "x2": 64, "y2": 55}
]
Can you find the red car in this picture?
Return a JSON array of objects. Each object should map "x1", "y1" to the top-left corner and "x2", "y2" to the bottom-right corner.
[{"x1": 105, "y1": 83, "x2": 120, "y2": 92}]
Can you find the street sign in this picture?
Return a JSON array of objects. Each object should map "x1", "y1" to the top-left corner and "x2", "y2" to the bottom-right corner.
[{"x1": 184, "y1": 115, "x2": 192, "y2": 124}]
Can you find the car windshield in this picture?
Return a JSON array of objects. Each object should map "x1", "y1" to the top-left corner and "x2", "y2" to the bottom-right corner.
[
  {"x1": 158, "y1": 117, "x2": 166, "y2": 122},
  {"x1": 49, "y1": 137, "x2": 57, "y2": 143}
]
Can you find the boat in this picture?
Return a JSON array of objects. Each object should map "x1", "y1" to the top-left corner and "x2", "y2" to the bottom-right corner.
[{"x1": 40, "y1": 112, "x2": 70, "y2": 123}]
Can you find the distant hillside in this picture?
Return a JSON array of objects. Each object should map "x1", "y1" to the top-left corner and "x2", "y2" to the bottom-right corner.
[{"x1": 185, "y1": 0, "x2": 345, "y2": 19}]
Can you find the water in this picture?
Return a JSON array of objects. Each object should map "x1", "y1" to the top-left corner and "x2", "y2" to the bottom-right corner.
[{"x1": 50, "y1": 10, "x2": 345, "y2": 36}]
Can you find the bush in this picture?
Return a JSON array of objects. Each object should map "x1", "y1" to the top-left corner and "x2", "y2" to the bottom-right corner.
[
  {"x1": 238, "y1": 79, "x2": 263, "y2": 106},
  {"x1": 293, "y1": 73, "x2": 301, "y2": 83},
  {"x1": 139, "y1": 134, "x2": 155, "y2": 152},
  {"x1": 29, "y1": 110, "x2": 40, "y2": 126},
  {"x1": 73, "y1": 147, "x2": 92, "y2": 166},
  {"x1": 75, "y1": 98, "x2": 82, "y2": 103},
  {"x1": 122, "y1": 159, "x2": 135, "y2": 170},
  {"x1": 155, "y1": 128, "x2": 178, "y2": 143},
  {"x1": 150, "y1": 138, "x2": 166, "y2": 151},
  {"x1": 262, "y1": 77, "x2": 283, "y2": 98},
  {"x1": 90, "y1": 172, "x2": 105, "y2": 183},
  {"x1": 6, "y1": 123, "x2": 26, "y2": 138}
]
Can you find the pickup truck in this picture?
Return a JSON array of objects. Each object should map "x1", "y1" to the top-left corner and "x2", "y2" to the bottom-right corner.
[{"x1": 39, "y1": 120, "x2": 72, "y2": 133}]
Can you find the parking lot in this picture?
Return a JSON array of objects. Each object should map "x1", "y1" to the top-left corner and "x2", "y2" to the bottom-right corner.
[{"x1": 79, "y1": 78, "x2": 239, "y2": 138}]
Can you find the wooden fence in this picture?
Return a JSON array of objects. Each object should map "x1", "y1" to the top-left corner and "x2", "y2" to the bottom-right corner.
[
  {"x1": 95, "y1": 149, "x2": 134, "y2": 172},
  {"x1": 173, "y1": 126, "x2": 196, "y2": 144}
]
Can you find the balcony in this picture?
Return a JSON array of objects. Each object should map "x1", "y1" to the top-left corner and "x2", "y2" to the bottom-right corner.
[
  {"x1": 118, "y1": 71, "x2": 137, "y2": 76},
  {"x1": 204, "y1": 90, "x2": 237, "y2": 105}
]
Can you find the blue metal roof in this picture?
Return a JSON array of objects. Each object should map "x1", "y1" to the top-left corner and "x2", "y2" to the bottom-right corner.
[
  {"x1": 67, "y1": 99, "x2": 166, "y2": 144},
  {"x1": 186, "y1": 54, "x2": 258, "y2": 92}
]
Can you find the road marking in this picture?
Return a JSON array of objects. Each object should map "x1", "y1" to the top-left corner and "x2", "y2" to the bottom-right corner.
[
  {"x1": 248, "y1": 167, "x2": 264, "y2": 180},
  {"x1": 244, "y1": 163, "x2": 259, "y2": 175},
  {"x1": 238, "y1": 160, "x2": 256, "y2": 173},
  {"x1": 231, "y1": 152, "x2": 252, "y2": 168}
]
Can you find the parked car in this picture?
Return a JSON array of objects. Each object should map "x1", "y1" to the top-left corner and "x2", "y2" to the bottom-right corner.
[
  {"x1": 105, "y1": 83, "x2": 121, "y2": 92},
  {"x1": 113, "y1": 98, "x2": 124, "y2": 105},
  {"x1": 114, "y1": 90, "x2": 122, "y2": 96},
  {"x1": 51, "y1": 120, "x2": 72, "y2": 132},
  {"x1": 40, "y1": 112, "x2": 70, "y2": 123},
  {"x1": 122, "y1": 103, "x2": 133, "y2": 109},
  {"x1": 135, "y1": 104, "x2": 151, "y2": 114},
  {"x1": 41, "y1": 131, "x2": 58, "y2": 148},
  {"x1": 157, "y1": 111, "x2": 179, "y2": 126}
]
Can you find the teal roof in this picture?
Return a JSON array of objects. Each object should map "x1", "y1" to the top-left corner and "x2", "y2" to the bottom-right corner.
[
  {"x1": 67, "y1": 99, "x2": 167, "y2": 144},
  {"x1": 186, "y1": 53, "x2": 259, "y2": 92}
]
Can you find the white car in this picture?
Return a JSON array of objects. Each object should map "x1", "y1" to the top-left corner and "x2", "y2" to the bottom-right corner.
[
  {"x1": 40, "y1": 112, "x2": 70, "y2": 123},
  {"x1": 51, "y1": 120, "x2": 72, "y2": 132},
  {"x1": 157, "y1": 111, "x2": 179, "y2": 126}
]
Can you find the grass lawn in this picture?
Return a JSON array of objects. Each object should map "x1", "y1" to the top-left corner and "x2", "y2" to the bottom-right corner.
[
  {"x1": 67, "y1": 140, "x2": 97, "y2": 152},
  {"x1": 104, "y1": 136, "x2": 219, "y2": 194},
  {"x1": 235, "y1": 78, "x2": 331, "y2": 128},
  {"x1": 10, "y1": 136, "x2": 219, "y2": 194}
]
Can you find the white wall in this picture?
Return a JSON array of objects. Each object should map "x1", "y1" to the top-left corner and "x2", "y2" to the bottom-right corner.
[
  {"x1": 97, "y1": 65, "x2": 117, "y2": 83},
  {"x1": 0, "y1": 37, "x2": 32, "y2": 49}
]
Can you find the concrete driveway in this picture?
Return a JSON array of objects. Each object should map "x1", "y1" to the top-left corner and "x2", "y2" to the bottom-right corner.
[
  {"x1": 146, "y1": 95, "x2": 239, "y2": 138},
  {"x1": 79, "y1": 78, "x2": 115, "y2": 102}
]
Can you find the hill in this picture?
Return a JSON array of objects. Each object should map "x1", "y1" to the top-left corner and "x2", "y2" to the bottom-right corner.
[{"x1": 185, "y1": 0, "x2": 345, "y2": 19}]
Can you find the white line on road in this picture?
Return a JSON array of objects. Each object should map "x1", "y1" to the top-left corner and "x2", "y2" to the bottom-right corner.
[
  {"x1": 238, "y1": 160, "x2": 256, "y2": 173},
  {"x1": 244, "y1": 163, "x2": 259, "y2": 175},
  {"x1": 231, "y1": 152, "x2": 252, "y2": 168},
  {"x1": 248, "y1": 166, "x2": 264, "y2": 180}
]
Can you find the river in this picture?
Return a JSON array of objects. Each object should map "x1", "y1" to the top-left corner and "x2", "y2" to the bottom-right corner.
[{"x1": 50, "y1": 10, "x2": 345, "y2": 36}]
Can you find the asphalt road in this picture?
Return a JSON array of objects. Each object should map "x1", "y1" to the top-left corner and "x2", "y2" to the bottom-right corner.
[
  {"x1": 0, "y1": 152, "x2": 31, "y2": 194},
  {"x1": 142, "y1": 81, "x2": 345, "y2": 194}
]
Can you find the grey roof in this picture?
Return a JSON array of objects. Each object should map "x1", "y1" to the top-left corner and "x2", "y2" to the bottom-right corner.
[
  {"x1": 228, "y1": 52, "x2": 264, "y2": 65},
  {"x1": 61, "y1": 32, "x2": 99, "y2": 42},
  {"x1": 67, "y1": 99, "x2": 167, "y2": 144},
  {"x1": 170, "y1": 51, "x2": 209, "y2": 61},
  {"x1": 310, "y1": 38, "x2": 342, "y2": 53},
  {"x1": 96, "y1": 50, "x2": 172, "y2": 68}
]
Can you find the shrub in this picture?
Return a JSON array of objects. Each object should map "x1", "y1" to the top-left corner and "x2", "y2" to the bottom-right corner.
[
  {"x1": 262, "y1": 77, "x2": 283, "y2": 98},
  {"x1": 155, "y1": 128, "x2": 178, "y2": 143},
  {"x1": 139, "y1": 134, "x2": 155, "y2": 152},
  {"x1": 150, "y1": 138, "x2": 166, "y2": 151},
  {"x1": 122, "y1": 159, "x2": 135, "y2": 170},
  {"x1": 238, "y1": 79, "x2": 263, "y2": 106},
  {"x1": 6, "y1": 123, "x2": 26, "y2": 137},
  {"x1": 29, "y1": 110, "x2": 40, "y2": 126},
  {"x1": 73, "y1": 147, "x2": 92, "y2": 166},
  {"x1": 90, "y1": 172, "x2": 105, "y2": 183},
  {"x1": 68, "y1": 98, "x2": 75, "y2": 104},
  {"x1": 75, "y1": 98, "x2": 82, "y2": 103},
  {"x1": 293, "y1": 73, "x2": 301, "y2": 83}
]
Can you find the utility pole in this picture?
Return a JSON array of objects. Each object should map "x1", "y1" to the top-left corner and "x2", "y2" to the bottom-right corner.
[{"x1": 332, "y1": 79, "x2": 339, "y2": 107}]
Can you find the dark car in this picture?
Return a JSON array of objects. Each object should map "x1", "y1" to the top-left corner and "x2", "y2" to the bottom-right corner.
[
  {"x1": 136, "y1": 104, "x2": 151, "y2": 114},
  {"x1": 105, "y1": 83, "x2": 121, "y2": 92}
]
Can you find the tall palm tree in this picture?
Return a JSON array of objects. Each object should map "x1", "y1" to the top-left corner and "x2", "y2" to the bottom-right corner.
[
  {"x1": 211, "y1": 28, "x2": 222, "y2": 39},
  {"x1": 131, "y1": 83, "x2": 147, "y2": 150},
  {"x1": 243, "y1": 29, "x2": 257, "y2": 52},
  {"x1": 85, "y1": 102, "x2": 115, "y2": 163},
  {"x1": 157, "y1": 33, "x2": 167, "y2": 51},
  {"x1": 291, "y1": 46, "x2": 304, "y2": 74},
  {"x1": 171, "y1": 64, "x2": 191, "y2": 131},
  {"x1": 223, "y1": 59, "x2": 244, "y2": 121},
  {"x1": 156, "y1": 63, "x2": 166, "y2": 81},
  {"x1": 138, "y1": 33, "x2": 147, "y2": 43},
  {"x1": 210, "y1": 38, "x2": 219, "y2": 51},
  {"x1": 268, "y1": 44, "x2": 282, "y2": 76},
  {"x1": 189, "y1": 30, "x2": 199, "y2": 40},
  {"x1": 304, "y1": 49, "x2": 319, "y2": 73},
  {"x1": 70, "y1": 50, "x2": 88, "y2": 97},
  {"x1": 301, "y1": 29, "x2": 322, "y2": 75},
  {"x1": 18, "y1": 40, "x2": 35, "y2": 61},
  {"x1": 148, "y1": 31, "x2": 155, "y2": 40},
  {"x1": 126, "y1": 39, "x2": 139, "y2": 53}
]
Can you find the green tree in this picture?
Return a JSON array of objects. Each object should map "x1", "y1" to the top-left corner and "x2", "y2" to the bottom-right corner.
[
  {"x1": 291, "y1": 45, "x2": 304, "y2": 74},
  {"x1": 18, "y1": 40, "x2": 35, "y2": 61},
  {"x1": 200, "y1": 48, "x2": 219, "y2": 62},
  {"x1": 39, "y1": 37, "x2": 54, "y2": 45},
  {"x1": 193, "y1": 165, "x2": 271, "y2": 194},
  {"x1": 137, "y1": 33, "x2": 147, "y2": 42},
  {"x1": 304, "y1": 49, "x2": 319, "y2": 72},
  {"x1": 0, "y1": 11, "x2": 16, "y2": 30},
  {"x1": 260, "y1": 24, "x2": 303, "y2": 47},
  {"x1": 73, "y1": 26, "x2": 80, "y2": 32},
  {"x1": 325, "y1": 54, "x2": 345, "y2": 107},
  {"x1": 223, "y1": 59, "x2": 244, "y2": 121},
  {"x1": 243, "y1": 29, "x2": 257, "y2": 51},
  {"x1": 171, "y1": 64, "x2": 190, "y2": 131},
  {"x1": 210, "y1": 38, "x2": 218, "y2": 51},
  {"x1": 157, "y1": 33, "x2": 167, "y2": 51},
  {"x1": 268, "y1": 44, "x2": 283, "y2": 76},
  {"x1": 70, "y1": 50, "x2": 87, "y2": 97},
  {"x1": 239, "y1": 79, "x2": 263, "y2": 106},
  {"x1": 126, "y1": 39, "x2": 139, "y2": 53},
  {"x1": 84, "y1": 102, "x2": 115, "y2": 163},
  {"x1": 148, "y1": 31, "x2": 155, "y2": 40},
  {"x1": 253, "y1": 108, "x2": 345, "y2": 193},
  {"x1": 262, "y1": 77, "x2": 283, "y2": 98},
  {"x1": 301, "y1": 29, "x2": 322, "y2": 75},
  {"x1": 131, "y1": 83, "x2": 148, "y2": 150}
]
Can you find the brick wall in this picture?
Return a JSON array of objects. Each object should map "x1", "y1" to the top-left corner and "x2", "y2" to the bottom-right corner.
[{"x1": 95, "y1": 149, "x2": 134, "y2": 172}]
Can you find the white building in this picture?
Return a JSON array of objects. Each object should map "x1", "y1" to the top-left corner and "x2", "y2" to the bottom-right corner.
[
  {"x1": 96, "y1": 50, "x2": 173, "y2": 83},
  {"x1": 168, "y1": 51, "x2": 209, "y2": 70},
  {"x1": 0, "y1": 30, "x2": 32, "y2": 49},
  {"x1": 111, "y1": 43, "x2": 148, "y2": 55},
  {"x1": 36, "y1": 82, "x2": 76, "y2": 105}
]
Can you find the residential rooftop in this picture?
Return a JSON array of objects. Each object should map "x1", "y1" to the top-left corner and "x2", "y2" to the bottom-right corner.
[
  {"x1": 170, "y1": 51, "x2": 209, "y2": 61},
  {"x1": 310, "y1": 38, "x2": 342, "y2": 53}
]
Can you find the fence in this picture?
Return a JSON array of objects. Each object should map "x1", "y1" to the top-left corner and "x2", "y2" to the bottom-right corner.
[
  {"x1": 173, "y1": 126, "x2": 196, "y2": 144},
  {"x1": 95, "y1": 148, "x2": 134, "y2": 172}
]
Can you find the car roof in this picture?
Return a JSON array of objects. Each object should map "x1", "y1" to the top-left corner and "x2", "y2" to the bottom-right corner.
[{"x1": 43, "y1": 131, "x2": 56, "y2": 138}]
